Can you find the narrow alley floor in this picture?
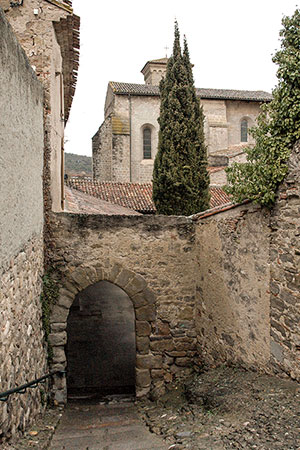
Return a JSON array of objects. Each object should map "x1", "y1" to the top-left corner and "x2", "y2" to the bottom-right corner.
[
  {"x1": 3, "y1": 368, "x2": 300, "y2": 449},
  {"x1": 49, "y1": 398, "x2": 168, "y2": 450}
]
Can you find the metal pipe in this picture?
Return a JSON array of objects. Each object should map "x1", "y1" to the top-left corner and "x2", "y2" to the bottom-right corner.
[{"x1": 0, "y1": 370, "x2": 65, "y2": 402}]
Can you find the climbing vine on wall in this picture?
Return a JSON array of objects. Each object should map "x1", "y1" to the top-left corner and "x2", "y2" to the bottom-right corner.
[
  {"x1": 40, "y1": 271, "x2": 59, "y2": 364},
  {"x1": 225, "y1": 9, "x2": 300, "y2": 206}
]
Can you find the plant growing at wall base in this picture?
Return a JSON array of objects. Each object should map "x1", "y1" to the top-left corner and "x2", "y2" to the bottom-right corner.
[
  {"x1": 40, "y1": 271, "x2": 59, "y2": 364},
  {"x1": 225, "y1": 9, "x2": 300, "y2": 206},
  {"x1": 152, "y1": 22, "x2": 210, "y2": 215}
]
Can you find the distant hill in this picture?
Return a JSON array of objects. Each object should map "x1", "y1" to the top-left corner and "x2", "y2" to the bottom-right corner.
[{"x1": 65, "y1": 152, "x2": 92, "y2": 177}]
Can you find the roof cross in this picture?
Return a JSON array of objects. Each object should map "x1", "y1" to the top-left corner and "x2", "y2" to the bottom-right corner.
[{"x1": 164, "y1": 46, "x2": 169, "y2": 58}]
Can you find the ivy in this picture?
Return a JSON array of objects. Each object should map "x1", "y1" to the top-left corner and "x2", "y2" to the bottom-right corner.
[
  {"x1": 225, "y1": 9, "x2": 300, "y2": 206},
  {"x1": 40, "y1": 271, "x2": 59, "y2": 364}
]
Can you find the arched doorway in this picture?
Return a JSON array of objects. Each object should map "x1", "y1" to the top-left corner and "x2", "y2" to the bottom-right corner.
[{"x1": 66, "y1": 281, "x2": 136, "y2": 399}]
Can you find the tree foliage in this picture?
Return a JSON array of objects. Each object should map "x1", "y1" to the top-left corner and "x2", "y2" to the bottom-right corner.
[
  {"x1": 152, "y1": 22, "x2": 210, "y2": 215},
  {"x1": 225, "y1": 9, "x2": 300, "y2": 206}
]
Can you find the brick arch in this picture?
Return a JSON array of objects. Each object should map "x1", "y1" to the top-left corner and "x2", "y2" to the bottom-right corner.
[{"x1": 49, "y1": 262, "x2": 157, "y2": 404}]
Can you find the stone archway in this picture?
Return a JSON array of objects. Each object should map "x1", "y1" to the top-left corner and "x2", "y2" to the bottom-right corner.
[{"x1": 49, "y1": 262, "x2": 157, "y2": 404}]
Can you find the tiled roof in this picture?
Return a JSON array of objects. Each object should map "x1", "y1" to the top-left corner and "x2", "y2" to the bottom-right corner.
[
  {"x1": 109, "y1": 82, "x2": 272, "y2": 102},
  {"x1": 67, "y1": 178, "x2": 232, "y2": 214},
  {"x1": 64, "y1": 186, "x2": 141, "y2": 215},
  {"x1": 54, "y1": 14, "x2": 80, "y2": 123},
  {"x1": 210, "y1": 186, "x2": 231, "y2": 208}
]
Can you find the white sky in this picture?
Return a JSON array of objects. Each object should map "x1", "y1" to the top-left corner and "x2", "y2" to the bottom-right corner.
[{"x1": 64, "y1": 0, "x2": 298, "y2": 156}]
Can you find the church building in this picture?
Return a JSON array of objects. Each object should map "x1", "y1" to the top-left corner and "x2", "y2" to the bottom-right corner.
[{"x1": 92, "y1": 58, "x2": 272, "y2": 183}]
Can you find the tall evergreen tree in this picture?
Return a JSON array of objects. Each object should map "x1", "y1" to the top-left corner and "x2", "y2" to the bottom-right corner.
[{"x1": 152, "y1": 22, "x2": 210, "y2": 215}]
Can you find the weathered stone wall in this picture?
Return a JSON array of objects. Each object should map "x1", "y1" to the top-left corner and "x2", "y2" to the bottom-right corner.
[
  {"x1": 48, "y1": 213, "x2": 197, "y2": 402},
  {"x1": 0, "y1": 0, "x2": 72, "y2": 212},
  {"x1": 269, "y1": 141, "x2": 300, "y2": 380},
  {"x1": 0, "y1": 8, "x2": 47, "y2": 441},
  {"x1": 194, "y1": 203, "x2": 271, "y2": 370},
  {"x1": 0, "y1": 236, "x2": 46, "y2": 441},
  {"x1": 92, "y1": 116, "x2": 113, "y2": 180}
]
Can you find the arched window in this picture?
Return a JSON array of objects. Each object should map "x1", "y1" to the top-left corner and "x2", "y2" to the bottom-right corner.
[
  {"x1": 241, "y1": 119, "x2": 248, "y2": 142},
  {"x1": 143, "y1": 127, "x2": 152, "y2": 159}
]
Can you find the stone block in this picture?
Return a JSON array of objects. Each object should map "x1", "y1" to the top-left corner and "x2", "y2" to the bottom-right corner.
[
  {"x1": 136, "y1": 336, "x2": 150, "y2": 354},
  {"x1": 49, "y1": 332, "x2": 67, "y2": 347},
  {"x1": 150, "y1": 380, "x2": 166, "y2": 400},
  {"x1": 136, "y1": 368, "x2": 151, "y2": 387},
  {"x1": 166, "y1": 351, "x2": 187, "y2": 357},
  {"x1": 51, "y1": 323, "x2": 66, "y2": 333},
  {"x1": 52, "y1": 346, "x2": 66, "y2": 364},
  {"x1": 136, "y1": 354, "x2": 162, "y2": 369},
  {"x1": 115, "y1": 269, "x2": 134, "y2": 289},
  {"x1": 150, "y1": 339, "x2": 174, "y2": 352},
  {"x1": 136, "y1": 386, "x2": 150, "y2": 398},
  {"x1": 57, "y1": 294, "x2": 73, "y2": 309},
  {"x1": 136, "y1": 305, "x2": 155, "y2": 321},
  {"x1": 125, "y1": 275, "x2": 147, "y2": 296},
  {"x1": 62, "y1": 281, "x2": 78, "y2": 296},
  {"x1": 54, "y1": 389, "x2": 66, "y2": 405},
  {"x1": 108, "y1": 263, "x2": 122, "y2": 282},
  {"x1": 151, "y1": 369, "x2": 164, "y2": 379},
  {"x1": 136, "y1": 321, "x2": 151, "y2": 336},
  {"x1": 155, "y1": 321, "x2": 170, "y2": 336},
  {"x1": 175, "y1": 357, "x2": 192, "y2": 367},
  {"x1": 131, "y1": 292, "x2": 148, "y2": 308},
  {"x1": 50, "y1": 305, "x2": 69, "y2": 323},
  {"x1": 69, "y1": 269, "x2": 90, "y2": 290}
]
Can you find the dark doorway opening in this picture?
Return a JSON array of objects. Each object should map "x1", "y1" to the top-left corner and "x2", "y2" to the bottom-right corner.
[{"x1": 66, "y1": 281, "x2": 136, "y2": 400}]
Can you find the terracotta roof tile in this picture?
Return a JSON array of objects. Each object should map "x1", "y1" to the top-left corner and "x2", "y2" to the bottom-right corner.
[
  {"x1": 64, "y1": 186, "x2": 141, "y2": 215},
  {"x1": 109, "y1": 82, "x2": 272, "y2": 102},
  {"x1": 67, "y1": 179, "x2": 232, "y2": 214}
]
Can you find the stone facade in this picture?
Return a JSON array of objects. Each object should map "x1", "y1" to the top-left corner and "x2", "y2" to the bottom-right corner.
[
  {"x1": 93, "y1": 60, "x2": 271, "y2": 183},
  {"x1": 48, "y1": 214, "x2": 197, "y2": 402},
  {"x1": 0, "y1": 0, "x2": 80, "y2": 212},
  {"x1": 0, "y1": 8, "x2": 47, "y2": 441}
]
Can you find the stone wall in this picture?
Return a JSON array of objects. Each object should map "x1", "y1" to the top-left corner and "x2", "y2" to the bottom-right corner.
[
  {"x1": 0, "y1": 236, "x2": 46, "y2": 441},
  {"x1": 48, "y1": 213, "x2": 197, "y2": 402},
  {"x1": 193, "y1": 143, "x2": 300, "y2": 381},
  {"x1": 50, "y1": 143, "x2": 300, "y2": 402},
  {"x1": 0, "y1": 0, "x2": 73, "y2": 212},
  {"x1": 269, "y1": 141, "x2": 300, "y2": 380},
  {"x1": 194, "y1": 203, "x2": 271, "y2": 370},
  {"x1": 92, "y1": 116, "x2": 113, "y2": 180},
  {"x1": 0, "y1": 8, "x2": 47, "y2": 441}
]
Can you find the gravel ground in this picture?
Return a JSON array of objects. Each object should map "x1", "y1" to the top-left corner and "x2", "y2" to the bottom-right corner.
[
  {"x1": 1, "y1": 407, "x2": 63, "y2": 450},
  {"x1": 138, "y1": 367, "x2": 300, "y2": 450},
  {"x1": 2, "y1": 367, "x2": 300, "y2": 449}
]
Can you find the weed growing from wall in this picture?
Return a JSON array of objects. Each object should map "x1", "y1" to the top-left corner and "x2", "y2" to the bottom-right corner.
[{"x1": 40, "y1": 271, "x2": 59, "y2": 364}]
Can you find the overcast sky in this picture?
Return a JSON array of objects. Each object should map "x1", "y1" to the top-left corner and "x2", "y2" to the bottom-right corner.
[{"x1": 64, "y1": 0, "x2": 298, "y2": 156}]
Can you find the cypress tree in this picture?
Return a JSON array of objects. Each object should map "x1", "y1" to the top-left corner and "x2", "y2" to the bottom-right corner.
[{"x1": 152, "y1": 22, "x2": 210, "y2": 215}]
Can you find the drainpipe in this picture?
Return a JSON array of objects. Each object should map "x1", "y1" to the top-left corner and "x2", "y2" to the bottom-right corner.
[{"x1": 129, "y1": 95, "x2": 132, "y2": 182}]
